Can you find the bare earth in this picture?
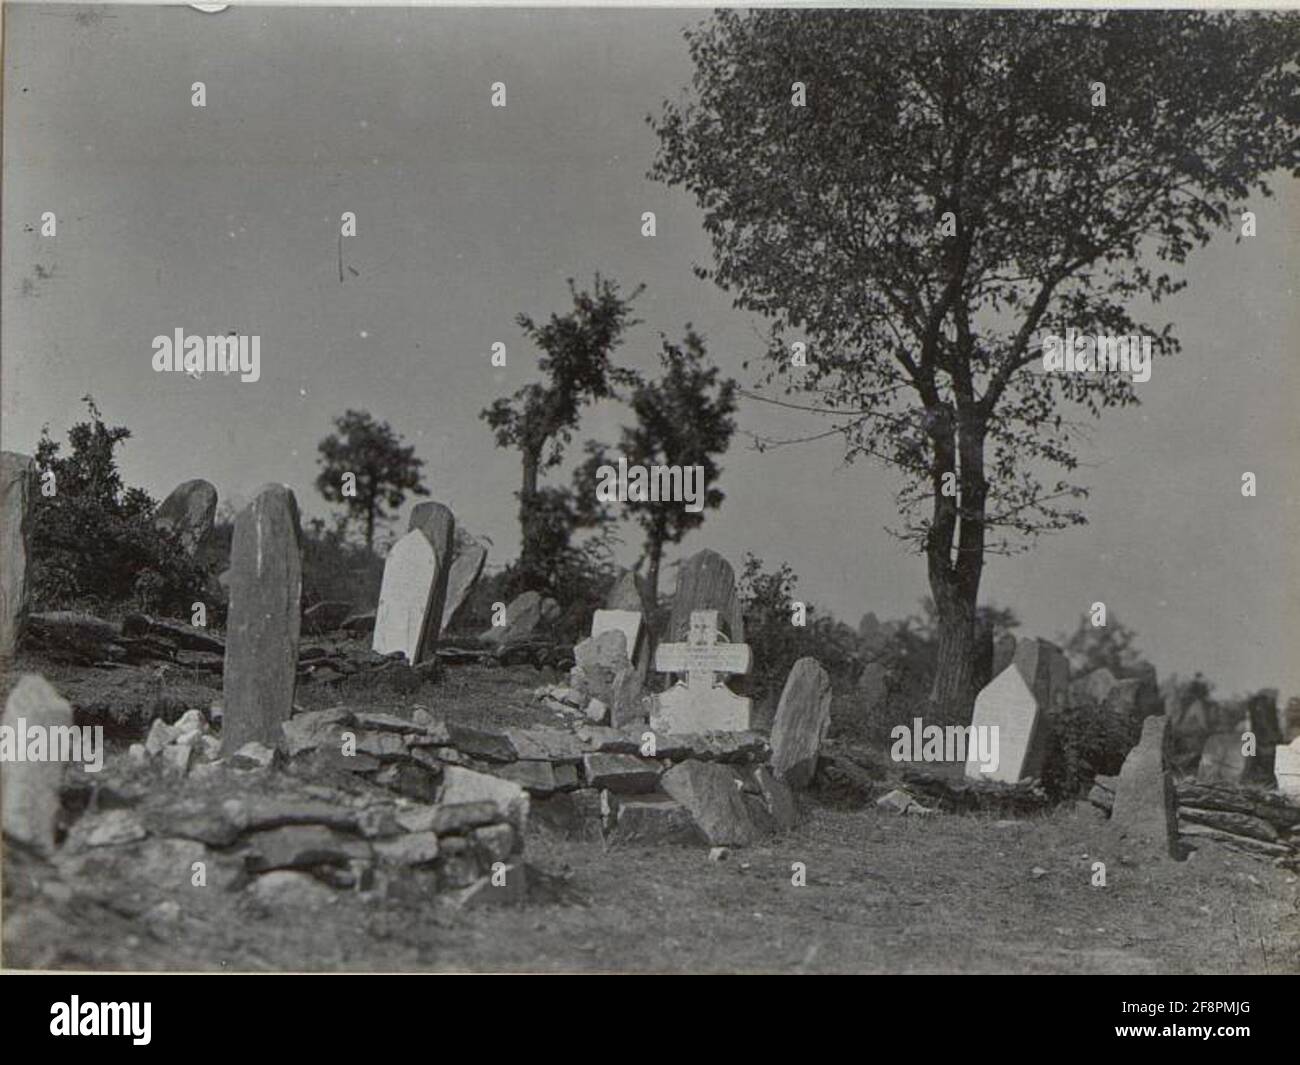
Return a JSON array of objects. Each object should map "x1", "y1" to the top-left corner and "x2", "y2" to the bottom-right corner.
[{"x1": 3, "y1": 655, "x2": 1298, "y2": 974}]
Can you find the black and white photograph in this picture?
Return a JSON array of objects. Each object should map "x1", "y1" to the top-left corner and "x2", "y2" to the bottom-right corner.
[{"x1": 1, "y1": 0, "x2": 1298, "y2": 993}]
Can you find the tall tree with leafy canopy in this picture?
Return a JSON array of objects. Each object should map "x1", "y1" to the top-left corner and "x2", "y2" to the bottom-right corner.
[
  {"x1": 575, "y1": 329, "x2": 737, "y2": 608},
  {"x1": 650, "y1": 9, "x2": 1299, "y2": 716},
  {"x1": 315, "y1": 410, "x2": 429, "y2": 550},
  {"x1": 481, "y1": 275, "x2": 642, "y2": 585}
]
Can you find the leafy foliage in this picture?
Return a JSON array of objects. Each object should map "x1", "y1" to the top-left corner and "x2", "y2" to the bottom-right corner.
[
  {"x1": 315, "y1": 410, "x2": 429, "y2": 549},
  {"x1": 30, "y1": 397, "x2": 209, "y2": 616}
]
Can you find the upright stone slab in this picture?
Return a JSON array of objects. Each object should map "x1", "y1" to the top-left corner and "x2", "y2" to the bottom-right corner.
[
  {"x1": 1197, "y1": 732, "x2": 1246, "y2": 784},
  {"x1": 441, "y1": 527, "x2": 487, "y2": 633},
  {"x1": 408, "y1": 501, "x2": 455, "y2": 647},
  {"x1": 1110, "y1": 714, "x2": 1178, "y2": 858},
  {"x1": 373, "y1": 530, "x2": 440, "y2": 665},
  {"x1": 221, "y1": 484, "x2": 302, "y2": 755},
  {"x1": 992, "y1": 633, "x2": 1018, "y2": 678},
  {"x1": 591, "y1": 609, "x2": 642, "y2": 658},
  {"x1": 964, "y1": 662, "x2": 1046, "y2": 783},
  {"x1": 770, "y1": 657, "x2": 832, "y2": 789},
  {"x1": 666, "y1": 549, "x2": 744, "y2": 645},
  {"x1": 154, "y1": 478, "x2": 218, "y2": 555},
  {"x1": 0, "y1": 452, "x2": 35, "y2": 658},
  {"x1": 606, "y1": 570, "x2": 644, "y2": 612},
  {"x1": 650, "y1": 610, "x2": 751, "y2": 733},
  {"x1": 480, "y1": 590, "x2": 543, "y2": 648},
  {"x1": 1, "y1": 674, "x2": 73, "y2": 853},
  {"x1": 1012, "y1": 637, "x2": 1069, "y2": 714},
  {"x1": 1274, "y1": 737, "x2": 1300, "y2": 798}
]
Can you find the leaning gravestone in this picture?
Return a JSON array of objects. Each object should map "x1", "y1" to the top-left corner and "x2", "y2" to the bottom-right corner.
[
  {"x1": 992, "y1": 633, "x2": 1018, "y2": 678},
  {"x1": 441, "y1": 527, "x2": 488, "y2": 633},
  {"x1": 1, "y1": 673, "x2": 73, "y2": 854},
  {"x1": 666, "y1": 549, "x2": 744, "y2": 644},
  {"x1": 650, "y1": 610, "x2": 751, "y2": 734},
  {"x1": 1012, "y1": 637, "x2": 1069, "y2": 714},
  {"x1": 408, "y1": 501, "x2": 456, "y2": 645},
  {"x1": 770, "y1": 656, "x2": 832, "y2": 789},
  {"x1": 591, "y1": 609, "x2": 642, "y2": 658},
  {"x1": 0, "y1": 452, "x2": 34, "y2": 658},
  {"x1": 154, "y1": 478, "x2": 218, "y2": 555},
  {"x1": 964, "y1": 661, "x2": 1048, "y2": 784},
  {"x1": 373, "y1": 530, "x2": 440, "y2": 665},
  {"x1": 221, "y1": 484, "x2": 303, "y2": 755},
  {"x1": 606, "y1": 570, "x2": 644, "y2": 612},
  {"x1": 1110, "y1": 714, "x2": 1178, "y2": 858}
]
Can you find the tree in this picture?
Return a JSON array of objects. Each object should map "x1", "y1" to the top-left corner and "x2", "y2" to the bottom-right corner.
[
  {"x1": 31, "y1": 396, "x2": 208, "y2": 614},
  {"x1": 651, "y1": 10, "x2": 1299, "y2": 716},
  {"x1": 1060, "y1": 611, "x2": 1151, "y2": 677},
  {"x1": 575, "y1": 329, "x2": 737, "y2": 607},
  {"x1": 315, "y1": 410, "x2": 429, "y2": 550},
  {"x1": 481, "y1": 275, "x2": 642, "y2": 586}
]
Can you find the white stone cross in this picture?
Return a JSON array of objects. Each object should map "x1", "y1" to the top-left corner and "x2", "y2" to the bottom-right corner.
[{"x1": 650, "y1": 610, "x2": 751, "y2": 733}]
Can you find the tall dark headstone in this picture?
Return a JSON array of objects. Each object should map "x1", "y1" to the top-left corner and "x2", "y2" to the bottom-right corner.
[
  {"x1": 155, "y1": 478, "x2": 218, "y2": 555},
  {"x1": 221, "y1": 484, "x2": 303, "y2": 754},
  {"x1": 666, "y1": 549, "x2": 744, "y2": 644},
  {"x1": 0, "y1": 452, "x2": 35, "y2": 658},
  {"x1": 408, "y1": 501, "x2": 456, "y2": 651}
]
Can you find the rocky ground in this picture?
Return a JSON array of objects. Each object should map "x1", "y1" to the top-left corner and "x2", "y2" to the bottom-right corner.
[{"x1": 3, "y1": 652, "x2": 1298, "y2": 974}]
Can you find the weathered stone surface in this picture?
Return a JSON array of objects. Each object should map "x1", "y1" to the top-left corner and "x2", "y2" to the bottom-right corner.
[
  {"x1": 302, "y1": 600, "x2": 352, "y2": 635},
  {"x1": 0, "y1": 452, "x2": 35, "y2": 658},
  {"x1": 372, "y1": 530, "x2": 440, "y2": 666},
  {"x1": 221, "y1": 484, "x2": 302, "y2": 754},
  {"x1": 441, "y1": 527, "x2": 487, "y2": 633},
  {"x1": 154, "y1": 478, "x2": 217, "y2": 556},
  {"x1": 243, "y1": 825, "x2": 372, "y2": 872},
  {"x1": 496, "y1": 760, "x2": 562, "y2": 795},
  {"x1": 281, "y1": 707, "x2": 355, "y2": 757},
  {"x1": 250, "y1": 870, "x2": 337, "y2": 908},
  {"x1": 1, "y1": 674, "x2": 73, "y2": 853},
  {"x1": 608, "y1": 796, "x2": 704, "y2": 846},
  {"x1": 470, "y1": 823, "x2": 517, "y2": 864},
  {"x1": 437, "y1": 765, "x2": 529, "y2": 833},
  {"x1": 992, "y1": 633, "x2": 1018, "y2": 677},
  {"x1": 605, "y1": 570, "x2": 644, "y2": 612},
  {"x1": 502, "y1": 726, "x2": 584, "y2": 763},
  {"x1": 1012, "y1": 638, "x2": 1069, "y2": 715},
  {"x1": 591, "y1": 609, "x2": 642, "y2": 656},
  {"x1": 480, "y1": 590, "x2": 544, "y2": 648},
  {"x1": 1070, "y1": 668, "x2": 1117, "y2": 708},
  {"x1": 660, "y1": 759, "x2": 757, "y2": 846},
  {"x1": 1111, "y1": 715, "x2": 1178, "y2": 858},
  {"x1": 407, "y1": 501, "x2": 456, "y2": 647},
  {"x1": 770, "y1": 657, "x2": 832, "y2": 789},
  {"x1": 753, "y1": 765, "x2": 797, "y2": 832},
  {"x1": 651, "y1": 610, "x2": 752, "y2": 734},
  {"x1": 446, "y1": 722, "x2": 517, "y2": 762},
  {"x1": 1273, "y1": 737, "x2": 1300, "y2": 798},
  {"x1": 374, "y1": 763, "x2": 441, "y2": 803},
  {"x1": 1197, "y1": 733, "x2": 1247, "y2": 784},
  {"x1": 965, "y1": 661, "x2": 1047, "y2": 784},
  {"x1": 82, "y1": 809, "x2": 148, "y2": 848},
  {"x1": 666, "y1": 549, "x2": 744, "y2": 644},
  {"x1": 374, "y1": 831, "x2": 440, "y2": 866},
  {"x1": 431, "y1": 801, "x2": 500, "y2": 834},
  {"x1": 581, "y1": 753, "x2": 660, "y2": 794},
  {"x1": 578, "y1": 725, "x2": 642, "y2": 754}
]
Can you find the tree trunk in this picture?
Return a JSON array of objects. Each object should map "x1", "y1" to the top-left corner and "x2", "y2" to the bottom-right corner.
[
  {"x1": 517, "y1": 447, "x2": 541, "y2": 577},
  {"x1": 645, "y1": 537, "x2": 663, "y2": 612},
  {"x1": 926, "y1": 404, "x2": 987, "y2": 721}
]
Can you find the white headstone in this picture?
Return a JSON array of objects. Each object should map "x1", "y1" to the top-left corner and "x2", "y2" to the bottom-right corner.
[
  {"x1": 965, "y1": 662, "x2": 1046, "y2": 783},
  {"x1": 2, "y1": 674, "x2": 73, "y2": 853},
  {"x1": 372, "y1": 530, "x2": 439, "y2": 664},
  {"x1": 591, "y1": 609, "x2": 642, "y2": 655},
  {"x1": 1275, "y1": 737, "x2": 1300, "y2": 798},
  {"x1": 650, "y1": 610, "x2": 751, "y2": 734}
]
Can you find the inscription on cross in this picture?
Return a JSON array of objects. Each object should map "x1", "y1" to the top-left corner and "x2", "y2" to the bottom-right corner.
[{"x1": 650, "y1": 610, "x2": 752, "y2": 734}]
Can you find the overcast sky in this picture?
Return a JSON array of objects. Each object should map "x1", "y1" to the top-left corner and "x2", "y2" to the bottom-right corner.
[{"x1": 3, "y1": 4, "x2": 1297, "y2": 697}]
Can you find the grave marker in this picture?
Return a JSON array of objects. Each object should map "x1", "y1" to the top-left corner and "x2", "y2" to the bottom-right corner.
[
  {"x1": 650, "y1": 610, "x2": 751, "y2": 733},
  {"x1": 373, "y1": 530, "x2": 440, "y2": 664},
  {"x1": 0, "y1": 452, "x2": 34, "y2": 658},
  {"x1": 221, "y1": 484, "x2": 302, "y2": 754},
  {"x1": 964, "y1": 662, "x2": 1047, "y2": 783}
]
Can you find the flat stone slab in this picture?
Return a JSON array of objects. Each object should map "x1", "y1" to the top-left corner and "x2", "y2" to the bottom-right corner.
[
  {"x1": 372, "y1": 530, "x2": 441, "y2": 665},
  {"x1": 1111, "y1": 714, "x2": 1179, "y2": 858},
  {"x1": 0, "y1": 452, "x2": 34, "y2": 658},
  {"x1": 608, "y1": 796, "x2": 704, "y2": 846},
  {"x1": 965, "y1": 661, "x2": 1045, "y2": 784},
  {"x1": 581, "y1": 752, "x2": 661, "y2": 794},
  {"x1": 770, "y1": 657, "x2": 832, "y2": 789},
  {"x1": 660, "y1": 759, "x2": 758, "y2": 847}
]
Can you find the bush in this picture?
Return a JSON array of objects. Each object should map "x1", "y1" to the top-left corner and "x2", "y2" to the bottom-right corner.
[{"x1": 30, "y1": 398, "x2": 211, "y2": 618}]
